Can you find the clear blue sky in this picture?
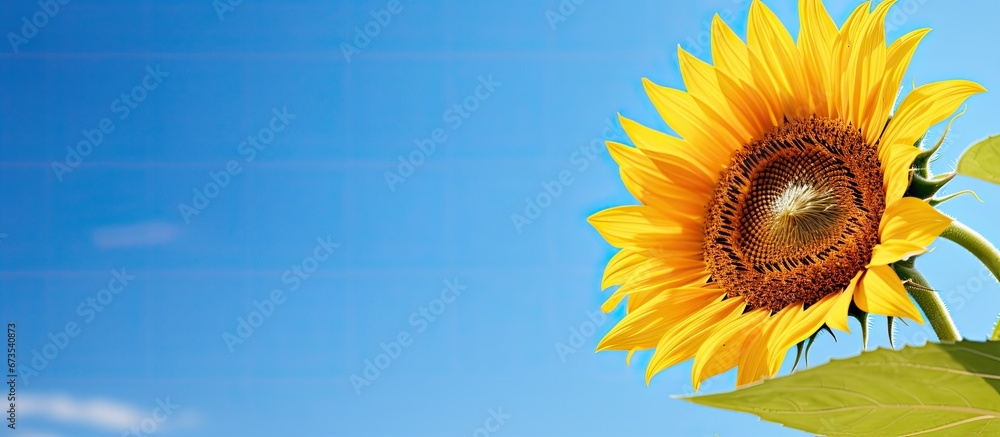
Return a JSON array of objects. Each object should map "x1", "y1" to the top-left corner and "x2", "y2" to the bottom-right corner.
[{"x1": 2, "y1": 0, "x2": 999, "y2": 436}]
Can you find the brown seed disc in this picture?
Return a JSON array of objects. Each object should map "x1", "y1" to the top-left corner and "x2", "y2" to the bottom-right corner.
[{"x1": 703, "y1": 117, "x2": 886, "y2": 312}]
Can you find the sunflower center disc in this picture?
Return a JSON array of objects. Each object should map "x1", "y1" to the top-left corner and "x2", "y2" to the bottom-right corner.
[{"x1": 703, "y1": 117, "x2": 886, "y2": 312}]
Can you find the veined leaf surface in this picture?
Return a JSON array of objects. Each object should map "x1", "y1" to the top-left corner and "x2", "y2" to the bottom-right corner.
[{"x1": 684, "y1": 341, "x2": 1000, "y2": 436}]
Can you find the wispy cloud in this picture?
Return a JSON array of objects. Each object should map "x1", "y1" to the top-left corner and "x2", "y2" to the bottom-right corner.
[
  {"x1": 20, "y1": 393, "x2": 142, "y2": 430},
  {"x1": 19, "y1": 392, "x2": 198, "y2": 433},
  {"x1": 92, "y1": 221, "x2": 180, "y2": 249}
]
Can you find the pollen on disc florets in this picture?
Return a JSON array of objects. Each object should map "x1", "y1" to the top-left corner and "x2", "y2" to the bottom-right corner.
[{"x1": 703, "y1": 117, "x2": 886, "y2": 312}]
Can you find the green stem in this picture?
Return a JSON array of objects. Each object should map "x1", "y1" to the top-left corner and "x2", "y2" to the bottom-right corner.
[
  {"x1": 939, "y1": 220, "x2": 1000, "y2": 340},
  {"x1": 893, "y1": 262, "x2": 961, "y2": 342}
]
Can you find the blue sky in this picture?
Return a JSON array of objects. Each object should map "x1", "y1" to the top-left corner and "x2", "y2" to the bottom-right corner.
[{"x1": 2, "y1": 0, "x2": 1000, "y2": 435}]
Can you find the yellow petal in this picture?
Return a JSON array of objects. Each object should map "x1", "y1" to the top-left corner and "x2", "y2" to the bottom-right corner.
[
  {"x1": 627, "y1": 275, "x2": 712, "y2": 313},
  {"x1": 747, "y1": 0, "x2": 812, "y2": 118},
  {"x1": 678, "y1": 47, "x2": 755, "y2": 143},
  {"x1": 588, "y1": 206, "x2": 699, "y2": 249},
  {"x1": 867, "y1": 28, "x2": 930, "y2": 144},
  {"x1": 881, "y1": 141, "x2": 921, "y2": 203},
  {"x1": 735, "y1": 327, "x2": 767, "y2": 386},
  {"x1": 643, "y1": 79, "x2": 743, "y2": 156},
  {"x1": 617, "y1": 114, "x2": 726, "y2": 171},
  {"x1": 868, "y1": 240, "x2": 928, "y2": 267},
  {"x1": 715, "y1": 67, "x2": 775, "y2": 138},
  {"x1": 829, "y1": 2, "x2": 872, "y2": 121},
  {"x1": 747, "y1": 0, "x2": 810, "y2": 119},
  {"x1": 609, "y1": 141, "x2": 717, "y2": 191},
  {"x1": 710, "y1": 14, "x2": 778, "y2": 133},
  {"x1": 855, "y1": 265, "x2": 924, "y2": 323},
  {"x1": 847, "y1": 1, "x2": 894, "y2": 139},
  {"x1": 607, "y1": 141, "x2": 672, "y2": 191},
  {"x1": 711, "y1": 14, "x2": 752, "y2": 84},
  {"x1": 736, "y1": 310, "x2": 786, "y2": 386},
  {"x1": 602, "y1": 258, "x2": 710, "y2": 312},
  {"x1": 880, "y1": 197, "x2": 953, "y2": 243},
  {"x1": 825, "y1": 271, "x2": 863, "y2": 333},
  {"x1": 619, "y1": 172, "x2": 708, "y2": 221},
  {"x1": 645, "y1": 296, "x2": 746, "y2": 384},
  {"x1": 692, "y1": 309, "x2": 769, "y2": 390},
  {"x1": 869, "y1": 197, "x2": 952, "y2": 266},
  {"x1": 736, "y1": 333, "x2": 769, "y2": 385},
  {"x1": 626, "y1": 289, "x2": 659, "y2": 313},
  {"x1": 626, "y1": 349, "x2": 637, "y2": 366},
  {"x1": 601, "y1": 247, "x2": 648, "y2": 289},
  {"x1": 598, "y1": 286, "x2": 725, "y2": 352},
  {"x1": 766, "y1": 293, "x2": 839, "y2": 375},
  {"x1": 880, "y1": 80, "x2": 986, "y2": 162},
  {"x1": 797, "y1": 0, "x2": 838, "y2": 117},
  {"x1": 606, "y1": 142, "x2": 715, "y2": 217}
]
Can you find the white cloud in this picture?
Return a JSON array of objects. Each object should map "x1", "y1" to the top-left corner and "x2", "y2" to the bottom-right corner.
[
  {"x1": 19, "y1": 392, "x2": 199, "y2": 434},
  {"x1": 20, "y1": 393, "x2": 142, "y2": 430},
  {"x1": 92, "y1": 221, "x2": 180, "y2": 249}
]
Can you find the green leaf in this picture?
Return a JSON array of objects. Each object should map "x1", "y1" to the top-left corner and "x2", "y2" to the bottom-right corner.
[
  {"x1": 682, "y1": 341, "x2": 1000, "y2": 437},
  {"x1": 958, "y1": 136, "x2": 1000, "y2": 185}
]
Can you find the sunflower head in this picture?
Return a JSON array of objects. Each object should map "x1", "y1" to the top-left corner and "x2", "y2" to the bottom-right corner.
[{"x1": 590, "y1": 0, "x2": 983, "y2": 390}]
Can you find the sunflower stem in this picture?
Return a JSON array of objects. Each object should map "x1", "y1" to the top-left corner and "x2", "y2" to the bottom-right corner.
[
  {"x1": 939, "y1": 220, "x2": 1000, "y2": 340},
  {"x1": 893, "y1": 262, "x2": 961, "y2": 342}
]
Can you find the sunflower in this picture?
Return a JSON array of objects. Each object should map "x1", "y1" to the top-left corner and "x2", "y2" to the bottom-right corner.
[{"x1": 589, "y1": 0, "x2": 984, "y2": 390}]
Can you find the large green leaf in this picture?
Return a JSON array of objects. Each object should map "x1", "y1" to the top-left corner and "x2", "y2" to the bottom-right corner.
[
  {"x1": 683, "y1": 341, "x2": 1000, "y2": 436},
  {"x1": 958, "y1": 136, "x2": 1000, "y2": 185}
]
